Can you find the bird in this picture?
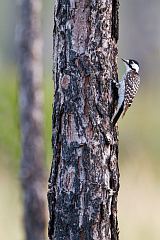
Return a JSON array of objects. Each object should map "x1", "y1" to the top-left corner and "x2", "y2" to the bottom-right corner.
[{"x1": 111, "y1": 58, "x2": 140, "y2": 126}]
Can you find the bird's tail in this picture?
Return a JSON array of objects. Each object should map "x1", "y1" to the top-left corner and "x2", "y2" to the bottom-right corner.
[{"x1": 111, "y1": 101, "x2": 124, "y2": 126}]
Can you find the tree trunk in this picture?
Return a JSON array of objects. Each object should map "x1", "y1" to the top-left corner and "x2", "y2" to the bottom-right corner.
[
  {"x1": 18, "y1": 0, "x2": 46, "y2": 240},
  {"x1": 48, "y1": 1, "x2": 119, "y2": 239}
]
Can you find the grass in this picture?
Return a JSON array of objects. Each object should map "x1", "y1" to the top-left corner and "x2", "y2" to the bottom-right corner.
[
  {"x1": 0, "y1": 166, "x2": 23, "y2": 240},
  {"x1": 119, "y1": 161, "x2": 160, "y2": 240}
]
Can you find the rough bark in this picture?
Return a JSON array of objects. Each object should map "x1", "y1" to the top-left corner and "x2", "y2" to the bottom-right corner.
[
  {"x1": 48, "y1": 0, "x2": 119, "y2": 239},
  {"x1": 18, "y1": 0, "x2": 46, "y2": 240}
]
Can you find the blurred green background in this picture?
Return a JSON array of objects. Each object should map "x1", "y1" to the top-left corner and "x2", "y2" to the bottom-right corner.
[{"x1": 0, "y1": 0, "x2": 160, "y2": 239}]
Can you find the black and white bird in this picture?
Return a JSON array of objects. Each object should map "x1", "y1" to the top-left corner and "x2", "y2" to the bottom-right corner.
[{"x1": 112, "y1": 58, "x2": 140, "y2": 126}]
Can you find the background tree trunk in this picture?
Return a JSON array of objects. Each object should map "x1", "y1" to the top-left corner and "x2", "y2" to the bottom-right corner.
[
  {"x1": 18, "y1": 0, "x2": 46, "y2": 240},
  {"x1": 48, "y1": 1, "x2": 119, "y2": 239}
]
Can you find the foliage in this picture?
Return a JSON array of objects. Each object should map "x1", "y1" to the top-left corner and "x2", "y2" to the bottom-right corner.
[{"x1": 0, "y1": 69, "x2": 53, "y2": 171}]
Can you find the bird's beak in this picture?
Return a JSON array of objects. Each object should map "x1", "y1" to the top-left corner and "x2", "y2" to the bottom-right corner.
[{"x1": 121, "y1": 58, "x2": 129, "y2": 65}]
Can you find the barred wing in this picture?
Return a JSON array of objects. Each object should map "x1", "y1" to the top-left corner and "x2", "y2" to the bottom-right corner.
[{"x1": 122, "y1": 71, "x2": 140, "y2": 117}]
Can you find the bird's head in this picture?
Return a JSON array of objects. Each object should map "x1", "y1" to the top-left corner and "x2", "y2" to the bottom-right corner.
[{"x1": 121, "y1": 58, "x2": 139, "y2": 74}]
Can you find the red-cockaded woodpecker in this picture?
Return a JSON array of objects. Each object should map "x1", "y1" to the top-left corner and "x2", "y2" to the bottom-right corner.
[{"x1": 112, "y1": 58, "x2": 140, "y2": 126}]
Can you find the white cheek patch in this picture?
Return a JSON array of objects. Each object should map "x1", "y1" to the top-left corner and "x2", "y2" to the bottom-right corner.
[
  {"x1": 132, "y1": 63, "x2": 139, "y2": 73},
  {"x1": 125, "y1": 63, "x2": 131, "y2": 72}
]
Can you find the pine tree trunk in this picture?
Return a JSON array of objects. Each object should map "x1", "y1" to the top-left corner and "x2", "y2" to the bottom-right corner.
[
  {"x1": 48, "y1": 1, "x2": 119, "y2": 239},
  {"x1": 18, "y1": 0, "x2": 46, "y2": 240}
]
